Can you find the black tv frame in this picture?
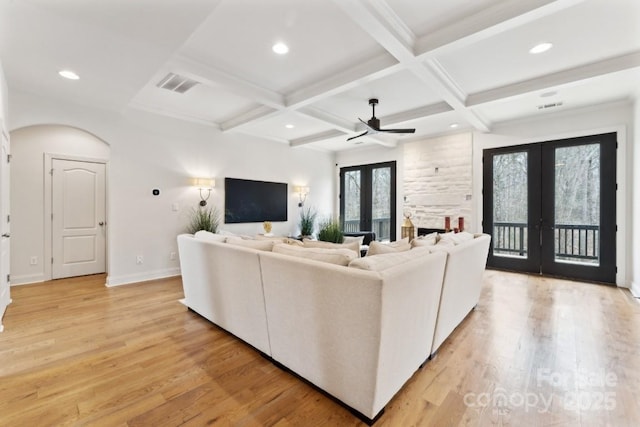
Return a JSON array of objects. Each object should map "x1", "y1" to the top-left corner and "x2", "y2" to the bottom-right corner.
[{"x1": 224, "y1": 177, "x2": 288, "y2": 223}]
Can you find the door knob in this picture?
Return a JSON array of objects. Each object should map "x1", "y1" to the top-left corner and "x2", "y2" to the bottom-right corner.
[
  {"x1": 98, "y1": 222, "x2": 104, "y2": 226},
  {"x1": 1, "y1": 233, "x2": 9, "y2": 238}
]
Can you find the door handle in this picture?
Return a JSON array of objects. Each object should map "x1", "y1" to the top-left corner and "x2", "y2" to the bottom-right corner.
[
  {"x1": 1, "y1": 233, "x2": 9, "y2": 238},
  {"x1": 98, "y1": 222, "x2": 105, "y2": 226}
]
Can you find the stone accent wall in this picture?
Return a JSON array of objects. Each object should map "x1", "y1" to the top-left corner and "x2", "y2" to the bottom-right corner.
[{"x1": 403, "y1": 133, "x2": 473, "y2": 231}]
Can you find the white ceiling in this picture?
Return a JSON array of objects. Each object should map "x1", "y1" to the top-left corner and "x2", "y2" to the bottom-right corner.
[{"x1": 1, "y1": 0, "x2": 639, "y2": 152}]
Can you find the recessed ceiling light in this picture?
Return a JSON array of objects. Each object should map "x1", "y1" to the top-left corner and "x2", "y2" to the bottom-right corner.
[
  {"x1": 529, "y1": 42, "x2": 553, "y2": 54},
  {"x1": 58, "y1": 70, "x2": 80, "y2": 80},
  {"x1": 285, "y1": 124, "x2": 294, "y2": 129},
  {"x1": 449, "y1": 123, "x2": 459, "y2": 129},
  {"x1": 540, "y1": 91, "x2": 557, "y2": 98},
  {"x1": 272, "y1": 43, "x2": 289, "y2": 55}
]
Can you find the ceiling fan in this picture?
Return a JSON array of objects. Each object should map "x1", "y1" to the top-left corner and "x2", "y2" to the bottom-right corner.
[{"x1": 347, "y1": 98, "x2": 416, "y2": 141}]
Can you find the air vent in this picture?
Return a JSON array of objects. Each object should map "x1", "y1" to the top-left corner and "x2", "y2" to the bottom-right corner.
[
  {"x1": 156, "y1": 73, "x2": 199, "y2": 94},
  {"x1": 537, "y1": 101, "x2": 563, "y2": 110}
]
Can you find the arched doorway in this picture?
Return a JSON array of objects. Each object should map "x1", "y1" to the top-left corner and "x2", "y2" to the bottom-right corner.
[{"x1": 10, "y1": 125, "x2": 110, "y2": 284}]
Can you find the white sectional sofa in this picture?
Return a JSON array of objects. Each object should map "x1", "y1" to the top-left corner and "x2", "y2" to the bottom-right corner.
[
  {"x1": 429, "y1": 233, "x2": 491, "y2": 354},
  {"x1": 177, "y1": 231, "x2": 489, "y2": 423}
]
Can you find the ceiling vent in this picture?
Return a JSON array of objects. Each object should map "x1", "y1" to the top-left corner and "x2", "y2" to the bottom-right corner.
[
  {"x1": 156, "y1": 73, "x2": 199, "y2": 94},
  {"x1": 537, "y1": 101, "x2": 563, "y2": 110}
]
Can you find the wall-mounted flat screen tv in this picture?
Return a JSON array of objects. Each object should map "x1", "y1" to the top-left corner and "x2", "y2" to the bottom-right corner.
[{"x1": 224, "y1": 178, "x2": 288, "y2": 223}]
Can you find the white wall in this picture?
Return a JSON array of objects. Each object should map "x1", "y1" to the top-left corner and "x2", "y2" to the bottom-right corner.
[
  {"x1": 9, "y1": 90, "x2": 334, "y2": 286},
  {"x1": 473, "y1": 100, "x2": 633, "y2": 287},
  {"x1": 0, "y1": 58, "x2": 9, "y2": 330},
  {"x1": 631, "y1": 100, "x2": 640, "y2": 297}
]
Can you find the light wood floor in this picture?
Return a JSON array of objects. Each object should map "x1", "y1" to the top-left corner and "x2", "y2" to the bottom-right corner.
[{"x1": 1, "y1": 271, "x2": 639, "y2": 426}]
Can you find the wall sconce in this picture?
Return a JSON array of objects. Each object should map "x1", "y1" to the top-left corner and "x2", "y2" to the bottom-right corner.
[
  {"x1": 294, "y1": 185, "x2": 309, "y2": 207},
  {"x1": 193, "y1": 178, "x2": 215, "y2": 207}
]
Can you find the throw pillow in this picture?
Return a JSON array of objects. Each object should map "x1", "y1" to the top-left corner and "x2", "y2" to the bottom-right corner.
[
  {"x1": 302, "y1": 239, "x2": 360, "y2": 257},
  {"x1": 411, "y1": 232, "x2": 437, "y2": 248},
  {"x1": 349, "y1": 247, "x2": 431, "y2": 271},
  {"x1": 438, "y1": 231, "x2": 475, "y2": 246},
  {"x1": 226, "y1": 236, "x2": 274, "y2": 251},
  {"x1": 367, "y1": 238, "x2": 411, "y2": 256},
  {"x1": 273, "y1": 244, "x2": 357, "y2": 266},
  {"x1": 343, "y1": 235, "x2": 365, "y2": 246},
  {"x1": 194, "y1": 230, "x2": 226, "y2": 242}
]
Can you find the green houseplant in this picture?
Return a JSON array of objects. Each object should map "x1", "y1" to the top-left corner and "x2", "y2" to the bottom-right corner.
[
  {"x1": 187, "y1": 205, "x2": 221, "y2": 234},
  {"x1": 317, "y1": 218, "x2": 344, "y2": 243},
  {"x1": 299, "y1": 206, "x2": 317, "y2": 237}
]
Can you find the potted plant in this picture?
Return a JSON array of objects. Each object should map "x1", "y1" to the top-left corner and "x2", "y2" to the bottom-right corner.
[
  {"x1": 299, "y1": 206, "x2": 317, "y2": 238},
  {"x1": 317, "y1": 218, "x2": 344, "y2": 243},
  {"x1": 187, "y1": 205, "x2": 221, "y2": 234}
]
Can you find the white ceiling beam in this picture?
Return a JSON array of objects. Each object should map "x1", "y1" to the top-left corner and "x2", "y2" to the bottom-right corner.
[
  {"x1": 172, "y1": 55, "x2": 285, "y2": 109},
  {"x1": 414, "y1": 0, "x2": 587, "y2": 57},
  {"x1": 298, "y1": 106, "x2": 399, "y2": 148},
  {"x1": 219, "y1": 105, "x2": 276, "y2": 132},
  {"x1": 332, "y1": 0, "x2": 415, "y2": 63},
  {"x1": 297, "y1": 107, "x2": 356, "y2": 133},
  {"x1": 285, "y1": 53, "x2": 401, "y2": 108},
  {"x1": 467, "y1": 51, "x2": 640, "y2": 106},
  {"x1": 415, "y1": 59, "x2": 490, "y2": 132},
  {"x1": 290, "y1": 130, "x2": 346, "y2": 147},
  {"x1": 333, "y1": 0, "x2": 490, "y2": 132},
  {"x1": 378, "y1": 102, "x2": 453, "y2": 126}
]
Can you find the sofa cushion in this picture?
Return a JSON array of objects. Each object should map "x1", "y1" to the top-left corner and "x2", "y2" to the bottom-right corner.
[
  {"x1": 343, "y1": 235, "x2": 364, "y2": 246},
  {"x1": 410, "y1": 232, "x2": 437, "y2": 248},
  {"x1": 226, "y1": 236, "x2": 274, "y2": 251},
  {"x1": 366, "y1": 238, "x2": 411, "y2": 256},
  {"x1": 438, "y1": 231, "x2": 475, "y2": 245},
  {"x1": 194, "y1": 230, "x2": 227, "y2": 243},
  {"x1": 302, "y1": 239, "x2": 360, "y2": 257},
  {"x1": 348, "y1": 247, "x2": 431, "y2": 271},
  {"x1": 273, "y1": 243, "x2": 357, "y2": 266}
]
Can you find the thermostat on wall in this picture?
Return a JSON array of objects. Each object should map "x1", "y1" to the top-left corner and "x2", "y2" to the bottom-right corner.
[{"x1": 152, "y1": 189, "x2": 160, "y2": 196}]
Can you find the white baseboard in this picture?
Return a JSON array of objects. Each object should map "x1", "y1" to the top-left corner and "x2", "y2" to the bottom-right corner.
[
  {"x1": 106, "y1": 267, "x2": 181, "y2": 287},
  {"x1": 10, "y1": 273, "x2": 46, "y2": 286},
  {"x1": 630, "y1": 281, "x2": 640, "y2": 298}
]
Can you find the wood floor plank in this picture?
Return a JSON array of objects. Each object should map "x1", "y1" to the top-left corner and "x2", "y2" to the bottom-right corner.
[{"x1": 1, "y1": 271, "x2": 639, "y2": 426}]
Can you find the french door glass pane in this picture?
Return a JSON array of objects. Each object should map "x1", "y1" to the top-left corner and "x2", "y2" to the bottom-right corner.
[
  {"x1": 371, "y1": 167, "x2": 391, "y2": 241},
  {"x1": 343, "y1": 170, "x2": 361, "y2": 232},
  {"x1": 493, "y1": 152, "x2": 528, "y2": 258},
  {"x1": 554, "y1": 143, "x2": 600, "y2": 265}
]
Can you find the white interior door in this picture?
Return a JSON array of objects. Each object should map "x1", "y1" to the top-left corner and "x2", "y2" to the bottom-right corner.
[
  {"x1": 52, "y1": 159, "x2": 106, "y2": 279},
  {"x1": 0, "y1": 126, "x2": 10, "y2": 330}
]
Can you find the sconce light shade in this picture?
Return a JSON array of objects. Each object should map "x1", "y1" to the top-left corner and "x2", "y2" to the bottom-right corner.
[
  {"x1": 294, "y1": 185, "x2": 310, "y2": 207},
  {"x1": 193, "y1": 178, "x2": 215, "y2": 190}
]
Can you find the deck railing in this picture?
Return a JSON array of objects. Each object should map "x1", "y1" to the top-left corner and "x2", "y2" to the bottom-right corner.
[
  {"x1": 493, "y1": 221, "x2": 599, "y2": 263},
  {"x1": 343, "y1": 217, "x2": 390, "y2": 241},
  {"x1": 493, "y1": 222, "x2": 528, "y2": 257}
]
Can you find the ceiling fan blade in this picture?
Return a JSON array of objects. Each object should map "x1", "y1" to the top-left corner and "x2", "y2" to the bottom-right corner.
[
  {"x1": 378, "y1": 128, "x2": 416, "y2": 134},
  {"x1": 358, "y1": 117, "x2": 379, "y2": 132},
  {"x1": 347, "y1": 130, "x2": 369, "y2": 141}
]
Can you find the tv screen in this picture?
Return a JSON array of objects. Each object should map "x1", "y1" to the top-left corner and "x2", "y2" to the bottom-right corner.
[{"x1": 224, "y1": 178, "x2": 288, "y2": 223}]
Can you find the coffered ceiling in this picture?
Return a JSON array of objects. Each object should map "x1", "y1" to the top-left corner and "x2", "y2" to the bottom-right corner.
[{"x1": 1, "y1": 0, "x2": 639, "y2": 151}]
